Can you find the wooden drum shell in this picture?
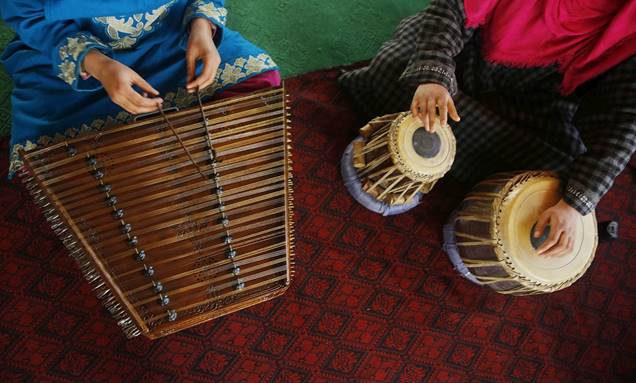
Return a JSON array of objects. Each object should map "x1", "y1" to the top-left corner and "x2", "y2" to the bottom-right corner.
[
  {"x1": 452, "y1": 171, "x2": 597, "y2": 295},
  {"x1": 353, "y1": 113, "x2": 454, "y2": 205}
]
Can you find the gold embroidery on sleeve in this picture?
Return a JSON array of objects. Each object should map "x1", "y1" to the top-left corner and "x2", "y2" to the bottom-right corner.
[
  {"x1": 185, "y1": 0, "x2": 228, "y2": 27},
  {"x1": 93, "y1": 0, "x2": 176, "y2": 49},
  {"x1": 57, "y1": 34, "x2": 107, "y2": 85}
]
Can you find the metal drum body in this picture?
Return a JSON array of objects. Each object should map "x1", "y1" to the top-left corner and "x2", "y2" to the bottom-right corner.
[
  {"x1": 342, "y1": 112, "x2": 456, "y2": 215},
  {"x1": 445, "y1": 171, "x2": 598, "y2": 295}
]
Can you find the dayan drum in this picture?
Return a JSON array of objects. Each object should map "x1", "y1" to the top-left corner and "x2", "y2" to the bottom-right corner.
[
  {"x1": 18, "y1": 87, "x2": 294, "y2": 338},
  {"x1": 443, "y1": 171, "x2": 598, "y2": 295},
  {"x1": 341, "y1": 112, "x2": 456, "y2": 215}
]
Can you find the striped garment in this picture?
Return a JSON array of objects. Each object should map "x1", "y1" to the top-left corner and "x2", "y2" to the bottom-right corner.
[{"x1": 339, "y1": 0, "x2": 636, "y2": 215}]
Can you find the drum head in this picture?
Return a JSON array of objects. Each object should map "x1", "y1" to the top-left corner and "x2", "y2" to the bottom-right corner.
[
  {"x1": 389, "y1": 113, "x2": 456, "y2": 183},
  {"x1": 497, "y1": 174, "x2": 597, "y2": 288}
]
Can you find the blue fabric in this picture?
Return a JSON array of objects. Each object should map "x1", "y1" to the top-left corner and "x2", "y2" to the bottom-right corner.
[
  {"x1": 0, "y1": 0, "x2": 278, "y2": 174},
  {"x1": 341, "y1": 138, "x2": 423, "y2": 216}
]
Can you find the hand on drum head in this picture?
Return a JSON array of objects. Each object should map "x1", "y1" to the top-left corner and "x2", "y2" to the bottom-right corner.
[
  {"x1": 411, "y1": 83, "x2": 460, "y2": 132},
  {"x1": 534, "y1": 199, "x2": 580, "y2": 257}
]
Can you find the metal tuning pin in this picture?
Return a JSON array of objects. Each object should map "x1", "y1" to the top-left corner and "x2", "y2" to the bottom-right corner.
[
  {"x1": 66, "y1": 145, "x2": 77, "y2": 157},
  {"x1": 135, "y1": 250, "x2": 146, "y2": 262},
  {"x1": 106, "y1": 195, "x2": 118, "y2": 206},
  {"x1": 121, "y1": 223, "x2": 132, "y2": 234},
  {"x1": 100, "y1": 184, "x2": 112, "y2": 193},
  {"x1": 227, "y1": 249, "x2": 237, "y2": 259},
  {"x1": 218, "y1": 203, "x2": 225, "y2": 212},
  {"x1": 127, "y1": 235, "x2": 138, "y2": 246},
  {"x1": 86, "y1": 156, "x2": 97, "y2": 167},
  {"x1": 167, "y1": 309, "x2": 177, "y2": 322},
  {"x1": 144, "y1": 265, "x2": 155, "y2": 277},
  {"x1": 153, "y1": 281, "x2": 164, "y2": 293},
  {"x1": 236, "y1": 280, "x2": 245, "y2": 290},
  {"x1": 224, "y1": 235, "x2": 233, "y2": 245},
  {"x1": 232, "y1": 266, "x2": 241, "y2": 276},
  {"x1": 216, "y1": 186, "x2": 223, "y2": 196},
  {"x1": 220, "y1": 216, "x2": 230, "y2": 227},
  {"x1": 93, "y1": 169, "x2": 105, "y2": 180},
  {"x1": 112, "y1": 208, "x2": 124, "y2": 219},
  {"x1": 158, "y1": 293, "x2": 170, "y2": 306}
]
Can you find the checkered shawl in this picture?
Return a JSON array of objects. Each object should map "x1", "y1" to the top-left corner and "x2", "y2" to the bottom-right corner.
[{"x1": 339, "y1": 0, "x2": 636, "y2": 215}]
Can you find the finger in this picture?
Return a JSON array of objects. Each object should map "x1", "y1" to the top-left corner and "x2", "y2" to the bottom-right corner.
[
  {"x1": 438, "y1": 97, "x2": 448, "y2": 127},
  {"x1": 534, "y1": 211, "x2": 551, "y2": 238},
  {"x1": 131, "y1": 73, "x2": 159, "y2": 96},
  {"x1": 422, "y1": 101, "x2": 430, "y2": 132},
  {"x1": 128, "y1": 87, "x2": 162, "y2": 109},
  {"x1": 187, "y1": 55, "x2": 214, "y2": 91},
  {"x1": 186, "y1": 50, "x2": 196, "y2": 86},
  {"x1": 427, "y1": 98, "x2": 437, "y2": 133},
  {"x1": 418, "y1": 103, "x2": 427, "y2": 127},
  {"x1": 448, "y1": 98, "x2": 461, "y2": 122},
  {"x1": 198, "y1": 55, "x2": 218, "y2": 89},
  {"x1": 113, "y1": 96, "x2": 137, "y2": 115},
  {"x1": 537, "y1": 228, "x2": 563, "y2": 255},
  {"x1": 543, "y1": 232, "x2": 569, "y2": 257},
  {"x1": 410, "y1": 98, "x2": 420, "y2": 121},
  {"x1": 123, "y1": 90, "x2": 162, "y2": 115},
  {"x1": 188, "y1": 55, "x2": 218, "y2": 91}
]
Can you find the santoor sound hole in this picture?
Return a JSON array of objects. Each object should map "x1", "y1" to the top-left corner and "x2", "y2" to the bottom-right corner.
[{"x1": 412, "y1": 128, "x2": 441, "y2": 158}]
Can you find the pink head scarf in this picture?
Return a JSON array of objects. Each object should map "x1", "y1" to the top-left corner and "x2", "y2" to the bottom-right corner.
[{"x1": 463, "y1": 0, "x2": 636, "y2": 94}]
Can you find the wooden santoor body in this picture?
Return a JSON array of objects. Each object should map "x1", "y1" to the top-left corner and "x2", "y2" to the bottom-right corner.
[
  {"x1": 18, "y1": 87, "x2": 294, "y2": 339},
  {"x1": 451, "y1": 171, "x2": 597, "y2": 295}
]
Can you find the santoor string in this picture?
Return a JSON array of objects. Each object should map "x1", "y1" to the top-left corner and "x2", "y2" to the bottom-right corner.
[
  {"x1": 158, "y1": 102, "x2": 210, "y2": 183},
  {"x1": 18, "y1": 86, "x2": 292, "y2": 338}
]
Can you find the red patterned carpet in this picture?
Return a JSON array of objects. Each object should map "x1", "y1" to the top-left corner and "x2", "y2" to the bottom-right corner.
[{"x1": 1, "y1": 69, "x2": 635, "y2": 382}]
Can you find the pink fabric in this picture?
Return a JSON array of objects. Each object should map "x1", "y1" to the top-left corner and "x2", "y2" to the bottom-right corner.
[
  {"x1": 464, "y1": 0, "x2": 636, "y2": 94},
  {"x1": 215, "y1": 70, "x2": 282, "y2": 99}
]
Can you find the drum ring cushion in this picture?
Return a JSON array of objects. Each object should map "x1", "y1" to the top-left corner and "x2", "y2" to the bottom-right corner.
[
  {"x1": 341, "y1": 138, "x2": 422, "y2": 216},
  {"x1": 442, "y1": 209, "x2": 484, "y2": 285}
]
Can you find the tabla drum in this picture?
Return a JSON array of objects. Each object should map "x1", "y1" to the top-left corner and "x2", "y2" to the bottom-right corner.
[
  {"x1": 341, "y1": 112, "x2": 456, "y2": 215},
  {"x1": 443, "y1": 171, "x2": 598, "y2": 295}
]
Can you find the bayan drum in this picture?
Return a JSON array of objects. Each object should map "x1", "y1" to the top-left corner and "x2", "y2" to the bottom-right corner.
[
  {"x1": 18, "y1": 87, "x2": 294, "y2": 338},
  {"x1": 342, "y1": 112, "x2": 456, "y2": 215},
  {"x1": 443, "y1": 171, "x2": 597, "y2": 295}
]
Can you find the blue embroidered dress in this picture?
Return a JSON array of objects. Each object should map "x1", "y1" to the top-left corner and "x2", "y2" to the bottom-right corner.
[{"x1": 0, "y1": 0, "x2": 278, "y2": 174}]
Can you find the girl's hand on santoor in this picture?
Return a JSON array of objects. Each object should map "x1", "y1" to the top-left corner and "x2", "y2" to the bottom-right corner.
[
  {"x1": 186, "y1": 18, "x2": 221, "y2": 92},
  {"x1": 411, "y1": 83, "x2": 460, "y2": 132},
  {"x1": 534, "y1": 199, "x2": 580, "y2": 257},
  {"x1": 83, "y1": 50, "x2": 163, "y2": 114}
]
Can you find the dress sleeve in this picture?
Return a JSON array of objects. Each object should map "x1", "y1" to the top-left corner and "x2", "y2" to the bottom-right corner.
[
  {"x1": 565, "y1": 56, "x2": 636, "y2": 215},
  {"x1": 183, "y1": 0, "x2": 227, "y2": 47},
  {"x1": 0, "y1": 0, "x2": 112, "y2": 91},
  {"x1": 399, "y1": 0, "x2": 476, "y2": 95}
]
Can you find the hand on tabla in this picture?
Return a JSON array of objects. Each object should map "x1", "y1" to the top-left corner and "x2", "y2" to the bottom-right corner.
[
  {"x1": 534, "y1": 199, "x2": 580, "y2": 257},
  {"x1": 410, "y1": 83, "x2": 460, "y2": 132}
]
